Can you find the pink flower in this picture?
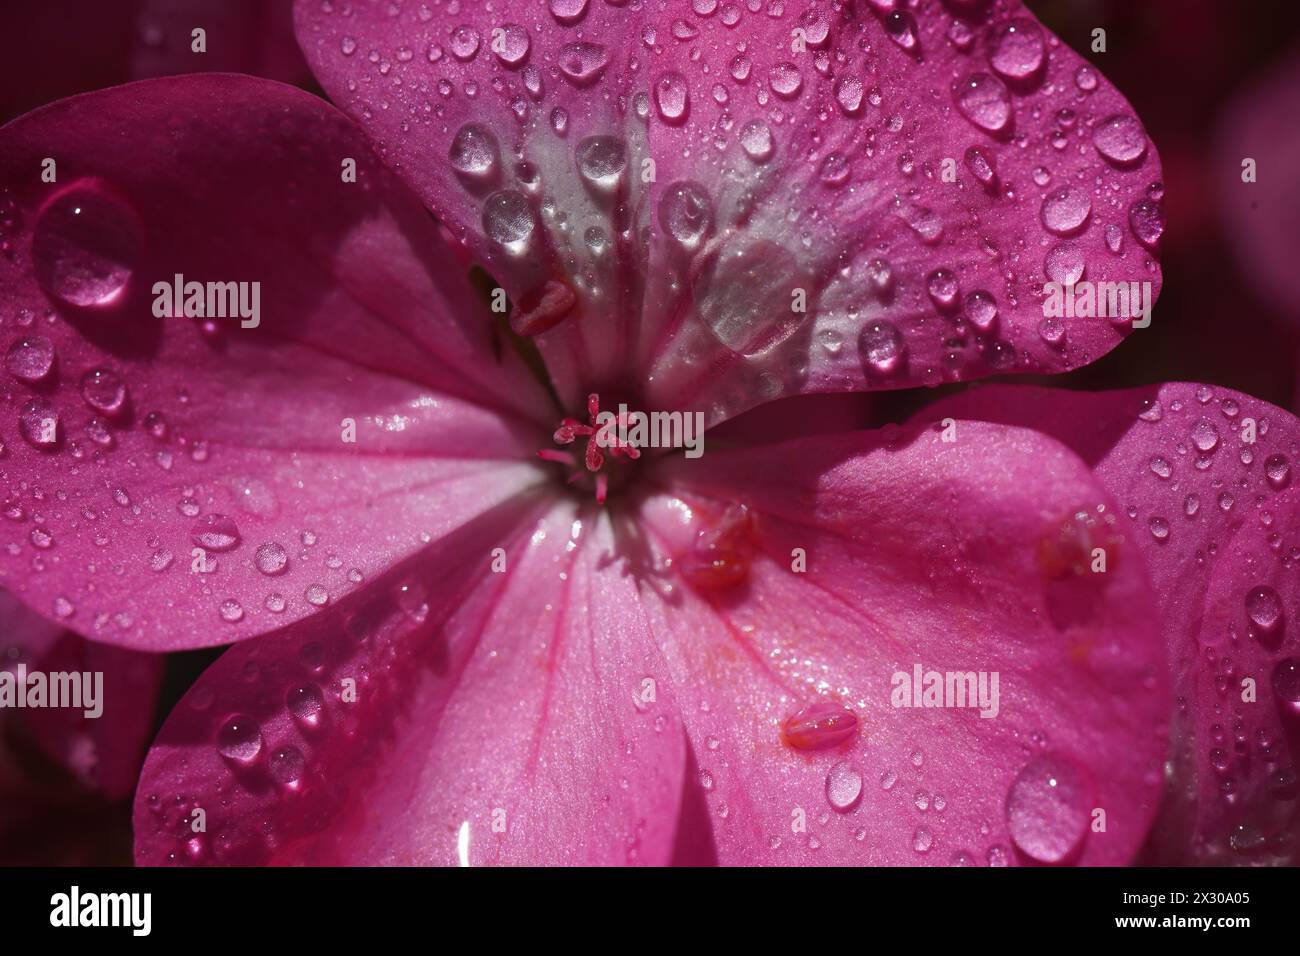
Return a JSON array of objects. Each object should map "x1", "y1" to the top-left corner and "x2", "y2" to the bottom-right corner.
[
  {"x1": 921, "y1": 383, "x2": 1300, "y2": 865},
  {"x1": 0, "y1": 1, "x2": 1194, "y2": 865}
]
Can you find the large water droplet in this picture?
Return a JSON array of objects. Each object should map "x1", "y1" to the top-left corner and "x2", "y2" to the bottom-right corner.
[
  {"x1": 18, "y1": 398, "x2": 59, "y2": 448},
  {"x1": 859, "y1": 321, "x2": 905, "y2": 375},
  {"x1": 883, "y1": 10, "x2": 919, "y2": 52},
  {"x1": 575, "y1": 135, "x2": 628, "y2": 190},
  {"x1": 493, "y1": 23, "x2": 530, "y2": 66},
  {"x1": 988, "y1": 18, "x2": 1045, "y2": 81},
  {"x1": 1092, "y1": 114, "x2": 1148, "y2": 166},
  {"x1": 5, "y1": 335, "x2": 55, "y2": 383},
  {"x1": 557, "y1": 42, "x2": 609, "y2": 86},
  {"x1": 32, "y1": 182, "x2": 143, "y2": 309},
  {"x1": 1129, "y1": 197, "x2": 1164, "y2": 248},
  {"x1": 254, "y1": 541, "x2": 289, "y2": 576},
  {"x1": 190, "y1": 514, "x2": 241, "y2": 552},
  {"x1": 1040, "y1": 187, "x2": 1092, "y2": 237},
  {"x1": 1245, "y1": 585, "x2": 1283, "y2": 639},
  {"x1": 768, "y1": 62, "x2": 802, "y2": 99},
  {"x1": 826, "y1": 761, "x2": 864, "y2": 812},
  {"x1": 449, "y1": 25, "x2": 480, "y2": 61},
  {"x1": 449, "y1": 123, "x2": 500, "y2": 182},
  {"x1": 216, "y1": 714, "x2": 263, "y2": 763},
  {"x1": 782, "y1": 701, "x2": 858, "y2": 750},
  {"x1": 1273, "y1": 658, "x2": 1300, "y2": 714},
  {"x1": 549, "y1": 0, "x2": 589, "y2": 24},
  {"x1": 482, "y1": 191, "x2": 535, "y2": 252},
  {"x1": 695, "y1": 240, "x2": 807, "y2": 354},
  {"x1": 1005, "y1": 754, "x2": 1092, "y2": 864},
  {"x1": 954, "y1": 73, "x2": 1011, "y2": 134},
  {"x1": 654, "y1": 72, "x2": 690, "y2": 124},
  {"x1": 1265, "y1": 454, "x2": 1292, "y2": 489},
  {"x1": 739, "y1": 121, "x2": 774, "y2": 162},
  {"x1": 79, "y1": 367, "x2": 127, "y2": 415},
  {"x1": 270, "y1": 746, "x2": 306, "y2": 786},
  {"x1": 287, "y1": 683, "x2": 325, "y2": 727},
  {"x1": 659, "y1": 181, "x2": 713, "y2": 251}
]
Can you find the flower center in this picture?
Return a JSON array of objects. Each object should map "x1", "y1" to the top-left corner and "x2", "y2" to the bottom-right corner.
[{"x1": 538, "y1": 393, "x2": 641, "y2": 503}]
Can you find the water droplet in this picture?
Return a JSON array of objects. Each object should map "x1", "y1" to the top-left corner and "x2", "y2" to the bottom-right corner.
[
  {"x1": 482, "y1": 190, "x2": 535, "y2": 251},
  {"x1": 557, "y1": 42, "x2": 609, "y2": 86},
  {"x1": 884, "y1": 10, "x2": 919, "y2": 52},
  {"x1": 768, "y1": 62, "x2": 802, "y2": 99},
  {"x1": 654, "y1": 72, "x2": 690, "y2": 123},
  {"x1": 216, "y1": 714, "x2": 263, "y2": 763},
  {"x1": 739, "y1": 121, "x2": 774, "y2": 162},
  {"x1": 835, "y1": 76, "x2": 864, "y2": 114},
  {"x1": 1044, "y1": 244, "x2": 1086, "y2": 286},
  {"x1": 1005, "y1": 753, "x2": 1092, "y2": 864},
  {"x1": 1129, "y1": 197, "x2": 1164, "y2": 248},
  {"x1": 859, "y1": 321, "x2": 905, "y2": 375},
  {"x1": 1265, "y1": 454, "x2": 1291, "y2": 489},
  {"x1": 1190, "y1": 418, "x2": 1219, "y2": 452},
  {"x1": 964, "y1": 290, "x2": 998, "y2": 330},
  {"x1": 1148, "y1": 515, "x2": 1170, "y2": 541},
  {"x1": 659, "y1": 181, "x2": 713, "y2": 251},
  {"x1": 782, "y1": 701, "x2": 858, "y2": 750},
  {"x1": 32, "y1": 182, "x2": 143, "y2": 309},
  {"x1": 270, "y1": 746, "x2": 306, "y2": 786},
  {"x1": 912, "y1": 828, "x2": 933, "y2": 853},
  {"x1": 988, "y1": 18, "x2": 1045, "y2": 81},
  {"x1": 219, "y1": 599, "x2": 244, "y2": 623},
  {"x1": 964, "y1": 145, "x2": 998, "y2": 187},
  {"x1": 79, "y1": 367, "x2": 127, "y2": 415},
  {"x1": 954, "y1": 73, "x2": 1011, "y2": 134},
  {"x1": 1040, "y1": 187, "x2": 1092, "y2": 237},
  {"x1": 5, "y1": 335, "x2": 55, "y2": 382},
  {"x1": 190, "y1": 514, "x2": 241, "y2": 552},
  {"x1": 1272, "y1": 658, "x2": 1300, "y2": 714},
  {"x1": 287, "y1": 683, "x2": 324, "y2": 727},
  {"x1": 926, "y1": 269, "x2": 959, "y2": 310},
  {"x1": 449, "y1": 25, "x2": 480, "y2": 61},
  {"x1": 493, "y1": 23, "x2": 530, "y2": 66},
  {"x1": 1092, "y1": 114, "x2": 1147, "y2": 166},
  {"x1": 826, "y1": 762, "x2": 863, "y2": 812},
  {"x1": 549, "y1": 0, "x2": 589, "y2": 24},
  {"x1": 575, "y1": 135, "x2": 628, "y2": 190},
  {"x1": 254, "y1": 541, "x2": 289, "y2": 576},
  {"x1": 1245, "y1": 585, "x2": 1283, "y2": 638},
  {"x1": 305, "y1": 584, "x2": 329, "y2": 606},
  {"x1": 18, "y1": 398, "x2": 59, "y2": 448},
  {"x1": 449, "y1": 124, "x2": 500, "y2": 182}
]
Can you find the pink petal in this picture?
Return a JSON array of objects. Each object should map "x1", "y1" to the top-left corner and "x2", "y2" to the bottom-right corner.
[
  {"x1": 1, "y1": 587, "x2": 162, "y2": 800},
  {"x1": 916, "y1": 382, "x2": 1300, "y2": 863},
  {"x1": 295, "y1": 0, "x2": 1162, "y2": 421},
  {"x1": 133, "y1": 500, "x2": 686, "y2": 866},
  {"x1": 634, "y1": 422, "x2": 1167, "y2": 865},
  {"x1": 1217, "y1": 48, "x2": 1300, "y2": 323},
  {"x1": 0, "y1": 75, "x2": 553, "y2": 650},
  {"x1": 0, "y1": 0, "x2": 311, "y2": 124}
]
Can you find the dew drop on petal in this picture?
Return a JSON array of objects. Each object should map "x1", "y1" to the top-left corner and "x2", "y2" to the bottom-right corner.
[
  {"x1": 826, "y1": 761, "x2": 864, "y2": 811},
  {"x1": 1005, "y1": 754, "x2": 1092, "y2": 864},
  {"x1": 216, "y1": 714, "x2": 262, "y2": 763},
  {"x1": 5, "y1": 336, "x2": 55, "y2": 383},
  {"x1": 254, "y1": 541, "x2": 289, "y2": 576},
  {"x1": 1092, "y1": 114, "x2": 1148, "y2": 166},
  {"x1": 954, "y1": 73, "x2": 1011, "y2": 134},
  {"x1": 32, "y1": 183, "x2": 143, "y2": 309},
  {"x1": 190, "y1": 514, "x2": 241, "y2": 552},
  {"x1": 79, "y1": 367, "x2": 127, "y2": 415}
]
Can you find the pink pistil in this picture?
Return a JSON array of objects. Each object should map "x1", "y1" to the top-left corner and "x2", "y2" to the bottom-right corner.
[{"x1": 539, "y1": 393, "x2": 642, "y2": 502}]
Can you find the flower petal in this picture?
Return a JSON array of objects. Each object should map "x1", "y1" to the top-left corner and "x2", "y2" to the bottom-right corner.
[
  {"x1": 916, "y1": 382, "x2": 1300, "y2": 863},
  {"x1": 0, "y1": 75, "x2": 552, "y2": 650},
  {"x1": 296, "y1": 0, "x2": 1162, "y2": 420},
  {"x1": 635, "y1": 421, "x2": 1167, "y2": 865},
  {"x1": 1, "y1": 587, "x2": 162, "y2": 802},
  {"x1": 133, "y1": 498, "x2": 686, "y2": 866}
]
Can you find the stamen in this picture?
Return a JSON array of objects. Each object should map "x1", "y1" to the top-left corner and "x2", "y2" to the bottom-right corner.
[{"x1": 539, "y1": 392, "x2": 643, "y2": 501}]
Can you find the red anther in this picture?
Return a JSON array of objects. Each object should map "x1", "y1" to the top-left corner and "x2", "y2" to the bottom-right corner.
[{"x1": 539, "y1": 392, "x2": 645, "y2": 502}]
